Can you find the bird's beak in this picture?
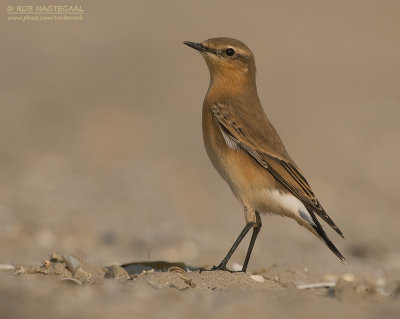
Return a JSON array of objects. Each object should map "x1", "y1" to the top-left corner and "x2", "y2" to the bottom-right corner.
[{"x1": 183, "y1": 41, "x2": 207, "y2": 53}]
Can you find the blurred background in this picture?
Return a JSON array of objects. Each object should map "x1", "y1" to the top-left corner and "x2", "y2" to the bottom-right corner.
[{"x1": 1, "y1": 0, "x2": 399, "y2": 277}]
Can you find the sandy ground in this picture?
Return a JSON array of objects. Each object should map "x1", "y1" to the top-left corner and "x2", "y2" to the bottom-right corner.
[
  {"x1": 1, "y1": 255, "x2": 400, "y2": 319},
  {"x1": 1, "y1": 0, "x2": 400, "y2": 318}
]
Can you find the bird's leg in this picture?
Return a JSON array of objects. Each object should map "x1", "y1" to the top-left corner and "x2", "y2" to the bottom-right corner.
[
  {"x1": 242, "y1": 212, "x2": 262, "y2": 273},
  {"x1": 209, "y1": 222, "x2": 254, "y2": 272}
]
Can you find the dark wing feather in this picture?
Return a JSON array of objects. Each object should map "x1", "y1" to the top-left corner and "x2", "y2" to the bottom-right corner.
[{"x1": 308, "y1": 210, "x2": 346, "y2": 262}]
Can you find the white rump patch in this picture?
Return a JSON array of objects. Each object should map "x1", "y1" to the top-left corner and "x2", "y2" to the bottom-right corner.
[{"x1": 268, "y1": 190, "x2": 316, "y2": 226}]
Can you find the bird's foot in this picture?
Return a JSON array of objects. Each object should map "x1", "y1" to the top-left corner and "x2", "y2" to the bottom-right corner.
[{"x1": 200, "y1": 263, "x2": 244, "y2": 273}]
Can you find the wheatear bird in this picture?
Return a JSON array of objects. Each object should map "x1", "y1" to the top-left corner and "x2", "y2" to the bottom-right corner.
[{"x1": 184, "y1": 37, "x2": 346, "y2": 272}]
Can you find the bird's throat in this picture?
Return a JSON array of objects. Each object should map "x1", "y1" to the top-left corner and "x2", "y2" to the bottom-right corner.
[{"x1": 208, "y1": 71, "x2": 257, "y2": 97}]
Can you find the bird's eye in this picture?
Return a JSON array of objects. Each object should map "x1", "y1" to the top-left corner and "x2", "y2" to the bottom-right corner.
[{"x1": 225, "y1": 48, "x2": 235, "y2": 56}]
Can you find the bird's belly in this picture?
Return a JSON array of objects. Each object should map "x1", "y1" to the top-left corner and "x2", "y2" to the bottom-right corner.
[
  {"x1": 202, "y1": 116, "x2": 274, "y2": 205},
  {"x1": 205, "y1": 141, "x2": 295, "y2": 216}
]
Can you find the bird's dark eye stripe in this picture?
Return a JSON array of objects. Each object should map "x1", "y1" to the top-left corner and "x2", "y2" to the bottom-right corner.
[
  {"x1": 206, "y1": 47, "x2": 218, "y2": 55},
  {"x1": 225, "y1": 48, "x2": 235, "y2": 56}
]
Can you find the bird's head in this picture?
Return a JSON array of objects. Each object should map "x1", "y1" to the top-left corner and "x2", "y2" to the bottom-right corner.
[{"x1": 184, "y1": 37, "x2": 256, "y2": 90}]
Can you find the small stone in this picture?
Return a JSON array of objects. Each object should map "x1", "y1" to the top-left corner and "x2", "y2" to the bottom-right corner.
[
  {"x1": 231, "y1": 263, "x2": 243, "y2": 272},
  {"x1": 341, "y1": 273, "x2": 356, "y2": 282},
  {"x1": 71, "y1": 261, "x2": 107, "y2": 283},
  {"x1": 104, "y1": 265, "x2": 130, "y2": 281},
  {"x1": 50, "y1": 253, "x2": 63, "y2": 263},
  {"x1": 250, "y1": 275, "x2": 265, "y2": 283},
  {"x1": 63, "y1": 255, "x2": 82, "y2": 274}
]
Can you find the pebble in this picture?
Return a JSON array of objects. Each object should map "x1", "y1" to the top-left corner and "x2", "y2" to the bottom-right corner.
[
  {"x1": 250, "y1": 275, "x2": 265, "y2": 283},
  {"x1": 231, "y1": 263, "x2": 243, "y2": 272},
  {"x1": 50, "y1": 253, "x2": 63, "y2": 263},
  {"x1": 341, "y1": 273, "x2": 356, "y2": 282},
  {"x1": 63, "y1": 255, "x2": 81, "y2": 274},
  {"x1": 104, "y1": 265, "x2": 130, "y2": 281}
]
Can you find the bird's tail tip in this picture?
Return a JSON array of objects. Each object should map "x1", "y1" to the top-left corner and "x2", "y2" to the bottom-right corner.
[{"x1": 310, "y1": 214, "x2": 347, "y2": 264}]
